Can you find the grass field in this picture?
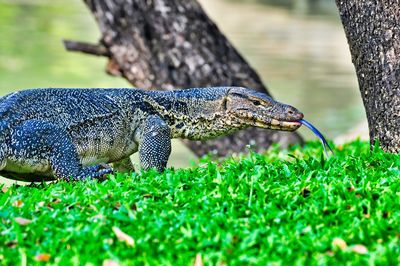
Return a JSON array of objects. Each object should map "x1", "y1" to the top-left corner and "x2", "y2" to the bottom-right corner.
[{"x1": 0, "y1": 141, "x2": 399, "y2": 265}]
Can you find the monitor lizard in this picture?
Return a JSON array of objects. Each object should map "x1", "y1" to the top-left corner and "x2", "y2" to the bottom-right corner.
[{"x1": 0, "y1": 87, "x2": 303, "y2": 181}]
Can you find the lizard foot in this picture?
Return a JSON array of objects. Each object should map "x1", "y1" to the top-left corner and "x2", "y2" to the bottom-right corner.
[{"x1": 74, "y1": 164, "x2": 114, "y2": 181}]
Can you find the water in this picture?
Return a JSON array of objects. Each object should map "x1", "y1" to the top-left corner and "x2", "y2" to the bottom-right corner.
[{"x1": 0, "y1": 0, "x2": 365, "y2": 177}]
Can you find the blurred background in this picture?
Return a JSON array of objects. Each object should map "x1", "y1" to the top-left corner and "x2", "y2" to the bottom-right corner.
[{"x1": 0, "y1": 0, "x2": 366, "y2": 170}]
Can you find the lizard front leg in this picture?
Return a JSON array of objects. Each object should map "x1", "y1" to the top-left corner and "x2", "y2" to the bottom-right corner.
[{"x1": 138, "y1": 115, "x2": 172, "y2": 172}]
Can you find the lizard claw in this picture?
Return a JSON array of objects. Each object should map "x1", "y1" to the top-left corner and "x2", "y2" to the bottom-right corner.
[{"x1": 75, "y1": 164, "x2": 114, "y2": 181}]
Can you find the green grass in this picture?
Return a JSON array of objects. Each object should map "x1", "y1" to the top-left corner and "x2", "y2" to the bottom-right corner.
[{"x1": 0, "y1": 141, "x2": 399, "y2": 265}]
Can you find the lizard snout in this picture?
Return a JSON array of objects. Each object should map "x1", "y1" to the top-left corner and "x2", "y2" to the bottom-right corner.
[
  {"x1": 285, "y1": 105, "x2": 304, "y2": 121},
  {"x1": 259, "y1": 103, "x2": 304, "y2": 131}
]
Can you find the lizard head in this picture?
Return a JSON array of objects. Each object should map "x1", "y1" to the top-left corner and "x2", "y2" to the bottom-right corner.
[{"x1": 222, "y1": 87, "x2": 303, "y2": 131}]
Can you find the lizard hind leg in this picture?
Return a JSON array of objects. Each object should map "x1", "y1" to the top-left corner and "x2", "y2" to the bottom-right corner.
[
  {"x1": 0, "y1": 120, "x2": 11, "y2": 170},
  {"x1": 10, "y1": 120, "x2": 114, "y2": 181}
]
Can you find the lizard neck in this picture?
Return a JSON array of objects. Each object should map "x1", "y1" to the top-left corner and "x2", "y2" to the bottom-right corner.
[
  {"x1": 168, "y1": 112, "x2": 245, "y2": 140},
  {"x1": 141, "y1": 88, "x2": 244, "y2": 140}
]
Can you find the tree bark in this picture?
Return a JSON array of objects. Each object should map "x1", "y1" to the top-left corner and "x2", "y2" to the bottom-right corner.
[
  {"x1": 65, "y1": 0, "x2": 302, "y2": 157},
  {"x1": 335, "y1": 1, "x2": 400, "y2": 153}
]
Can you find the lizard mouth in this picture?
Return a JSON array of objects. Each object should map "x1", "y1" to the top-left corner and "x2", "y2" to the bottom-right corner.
[
  {"x1": 280, "y1": 120, "x2": 302, "y2": 130},
  {"x1": 255, "y1": 119, "x2": 302, "y2": 131}
]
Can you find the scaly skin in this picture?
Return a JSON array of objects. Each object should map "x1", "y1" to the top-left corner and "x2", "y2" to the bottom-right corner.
[{"x1": 0, "y1": 87, "x2": 303, "y2": 181}]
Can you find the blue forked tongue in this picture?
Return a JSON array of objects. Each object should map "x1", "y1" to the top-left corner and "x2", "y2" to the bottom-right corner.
[{"x1": 300, "y1": 119, "x2": 334, "y2": 157}]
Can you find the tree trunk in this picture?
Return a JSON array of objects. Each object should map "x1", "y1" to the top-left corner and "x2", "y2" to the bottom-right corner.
[
  {"x1": 335, "y1": 1, "x2": 400, "y2": 153},
  {"x1": 65, "y1": 0, "x2": 302, "y2": 157}
]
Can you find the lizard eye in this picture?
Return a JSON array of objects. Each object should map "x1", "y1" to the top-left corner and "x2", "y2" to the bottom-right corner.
[{"x1": 252, "y1": 100, "x2": 261, "y2": 106}]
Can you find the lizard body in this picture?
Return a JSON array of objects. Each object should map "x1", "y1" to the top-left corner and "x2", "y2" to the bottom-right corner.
[{"x1": 0, "y1": 87, "x2": 303, "y2": 181}]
